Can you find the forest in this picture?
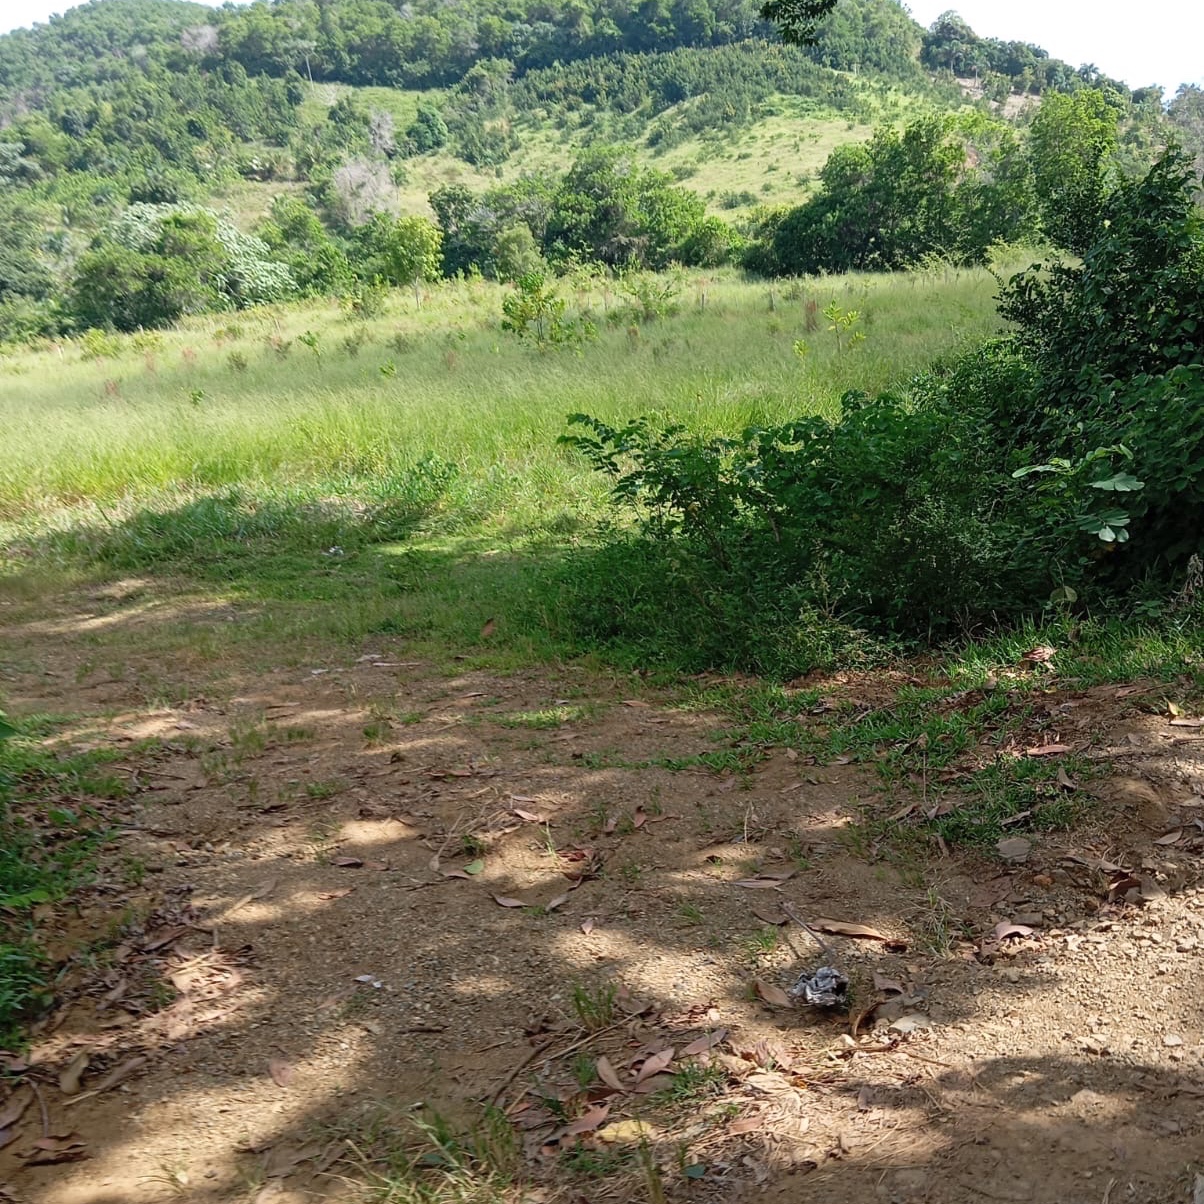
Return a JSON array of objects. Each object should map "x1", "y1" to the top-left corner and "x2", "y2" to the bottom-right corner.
[{"x1": 0, "y1": 0, "x2": 1199, "y2": 341}]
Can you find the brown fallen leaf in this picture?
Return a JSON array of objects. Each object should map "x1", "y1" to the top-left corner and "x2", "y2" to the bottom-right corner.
[
  {"x1": 754, "y1": 979, "x2": 791, "y2": 1008},
  {"x1": 63, "y1": 1055, "x2": 148, "y2": 1107},
  {"x1": 512, "y1": 809, "x2": 546, "y2": 824},
  {"x1": 580, "y1": 917, "x2": 595, "y2": 935},
  {"x1": 142, "y1": 926, "x2": 190, "y2": 953},
  {"x1": 595, "y1": 1056, "x2": 625, "y2": 1092},
  {"x1": 480, "y1": 618, "x2": 497, "y2": 639},
  {"x1": 735, "y1": 879, "x2": 785, "y2": 890},
  {"x1": 811, "y1": 919, "x2": 890, "y2": 942},
  {"x1": 728, "y1": 1113, "x2": 763, "y2": 1136},
  {"x1": 1021, "y1": 645, "x2": 1057, "y2": 664},
  {"x1": 22, "y1": 1133, "x2": 89, "y2": 1166},
  {"x1": 58, "y1": 1051, "x2": 91, "y2": 1096},
  {"x1": 1025, "y1": 744, "x2": 1072, "y2": 757},
  {"x1": 268, "y1": 1059, "x2": 295, "y2": 1088},
  {"x1": 681, "y1": 1029, "x2": 727, "y2": 1057},
  {"x1": 632, "y1": 807, "x2": 647, "y2": 829},
  {"x1": 562, "y1": 1103, "x2": 610, "y2": 1138},
  {"x1": 492, "y1": 896, "x2": 527, "y2": 908},
  {"x1": 0, "y1": 1090, "x2": 30, "y2": 1148},
  {"x1": 872, "y1": 973, "x2": 904, "y2": 995},
  {"x1": 635, "y1": 1048, "x2": 674, "y2": 1083},
  {"x1": 621, "y1": 699, "x2": 651, "y2": 708},
  {"x1": 263, "y1": 1142, "x2": 323, "y2": 1178},
  {"x1": 1170, "y1": 718, "x2": 1204, "y2": 728},
  {"x1": 544, "y1": 893, "x2": 571, "y2": 912},
  {"x1": 442, "y1": 870, "x2": 474, "y2": 880},
  {"x1": 989, "y1": 922, "x2": 1035, "y2": 942},
  {"x1": 1056, "y1": 766, "x2": 1078, "y2": 790},
  {"x1": 1154, "y1": 829, "x2": 1184, "y2": 845},
  {"x1": 364, "y1": 860, "x2": 390, "y2": 872},
  {"x1": 333, "y1": 857, "x2": 364, "y2": 868},
  {"x1": 317, "y1": 887, "x2": 355, "y2": 901}
]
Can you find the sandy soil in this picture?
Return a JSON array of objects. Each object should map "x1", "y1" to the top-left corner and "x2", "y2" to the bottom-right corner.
[{"x1": 0, "y1": 584, "x2": 1202, "y2": 1204}]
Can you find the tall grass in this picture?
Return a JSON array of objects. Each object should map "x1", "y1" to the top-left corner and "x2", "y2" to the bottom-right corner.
[{"x1": 0, "y1": 264, "x2": 1012, "y2": 535}]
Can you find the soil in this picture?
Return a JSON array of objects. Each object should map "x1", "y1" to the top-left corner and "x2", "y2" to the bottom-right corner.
[{"x1": 1, "y1": 582, "x2": 1202, "y2": 1204}]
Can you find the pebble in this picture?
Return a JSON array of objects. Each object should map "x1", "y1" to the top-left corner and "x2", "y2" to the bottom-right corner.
[{"x1": 1163, "y1": 1033, "x2": 1184, "y2": 1047}]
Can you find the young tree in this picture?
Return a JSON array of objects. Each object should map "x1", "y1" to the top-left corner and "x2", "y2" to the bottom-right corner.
[{"x1": 365, "y1": 214, "x2": 443, "y2": 305}]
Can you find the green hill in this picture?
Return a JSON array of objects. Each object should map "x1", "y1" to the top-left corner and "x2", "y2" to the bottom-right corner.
[{"x1": 0, "y1": 0, "x2": 1189, "y2": 342}]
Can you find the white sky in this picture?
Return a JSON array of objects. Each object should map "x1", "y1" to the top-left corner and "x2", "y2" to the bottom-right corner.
[{"x1": 1, "y1": 0, "x2": 1201, "y2": 96}]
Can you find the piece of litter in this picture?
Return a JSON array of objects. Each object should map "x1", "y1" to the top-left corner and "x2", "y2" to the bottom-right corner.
[
  {"x1": 354, "y1": 975, "x2": 383, "y2": 989},
  {"x1": 788, "y1": 966, "x2": 849, "y2": 1008}
]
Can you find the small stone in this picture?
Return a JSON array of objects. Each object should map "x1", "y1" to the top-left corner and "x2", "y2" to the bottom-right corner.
[{"x1": 1163, "y1": 1033, "x2": 1184, "y2": 1047}]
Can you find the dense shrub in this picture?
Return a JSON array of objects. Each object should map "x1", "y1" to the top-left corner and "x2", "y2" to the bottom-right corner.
[{"x1": 560, "y1": 151, "x2": 1204, "y2": 674}]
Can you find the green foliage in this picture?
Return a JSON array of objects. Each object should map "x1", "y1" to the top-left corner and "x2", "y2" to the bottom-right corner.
[
  {"x1": 360, "y1": 214, "x2": 443, "y2": 301},
  {"x1": 757, "y1": 113, "x2": 1035, "y2": 275},
  {"x1": 1027, "y1": 89, "x2": 1120, "y2": 254},
  {"x1": 759, "y1": 0, "x2": 839, "y2": 46},
  {"x1": 71, "y1": 204, "x2": 294, "y2": 331},
  {"x1": 501, "y1": 273, "x2": 590, "y2": 349}
]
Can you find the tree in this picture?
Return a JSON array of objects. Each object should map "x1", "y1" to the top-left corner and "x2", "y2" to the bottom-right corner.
[
  {"x1": 364, "y1": 214, "x2": 442, "y2": 305},
  {"x1": 759, "y1": 0, "x2": 839, "y2": 45},
  {"x1": 1027, "y1": 89, "x2": 1119, "y2": 255}
]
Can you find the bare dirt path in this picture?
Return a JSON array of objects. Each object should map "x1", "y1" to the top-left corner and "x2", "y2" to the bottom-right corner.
[{"x1": 1, "y1": 583, "x2": 1202, "y2": 1204}]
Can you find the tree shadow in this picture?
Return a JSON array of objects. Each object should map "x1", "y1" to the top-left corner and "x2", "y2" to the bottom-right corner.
[{"x1": 0, "y1": 533, "x2": 1202, "y2": 1203}]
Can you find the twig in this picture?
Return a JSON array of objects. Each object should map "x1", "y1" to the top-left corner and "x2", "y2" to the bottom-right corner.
[
  {"x1": 28, "y1": 1079, "x2": 49, "y2": 1138},
  {"x1": 1101, "y1": 1178, "x2": 1116, "y2": 1204},
  {"x1": 780, "y1": 902, "x2": 834, "y2": 958},
  {"x1": 490, "y1": 1017, "x2": 632, "y2": 1109}
]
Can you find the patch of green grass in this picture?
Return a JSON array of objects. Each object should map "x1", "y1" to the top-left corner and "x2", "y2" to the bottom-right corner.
[
  {"x1": 651, "y1": 1062, "x2": 728, "y2": 1107},
  {"x1": 0, "y1": 721, "x2": 130, "y2": 1045},
  {"x1": 570, "y1": 982, "x2": 617, "y2": 1032},
  {"x1": 491, "y1": 704, "x2": 589, "y2": 729}
]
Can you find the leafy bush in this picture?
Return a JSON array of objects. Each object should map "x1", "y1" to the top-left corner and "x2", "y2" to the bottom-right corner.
[{"x1": 559, "y1": 151, "x2": 1204, "y2": 675}]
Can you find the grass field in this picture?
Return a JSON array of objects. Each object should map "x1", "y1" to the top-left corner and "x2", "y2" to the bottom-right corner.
[{"x1": 0, "y1": 259, "x2": 1018, "y2": 673}]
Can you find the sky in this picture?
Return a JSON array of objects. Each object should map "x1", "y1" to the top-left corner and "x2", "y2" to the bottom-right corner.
[{"x1": 1, "y1": 0, "x2": 1201, "y2": 97}]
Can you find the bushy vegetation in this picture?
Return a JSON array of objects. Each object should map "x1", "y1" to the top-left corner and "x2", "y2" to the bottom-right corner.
[{"x1": 561, "y1": 150, "x2": 1204, "y2": 675}]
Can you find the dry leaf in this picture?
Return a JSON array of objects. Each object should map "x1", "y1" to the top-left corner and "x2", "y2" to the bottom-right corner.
[
  {"x1": 317, "y1": 887, "x2": 355, "y2": 900},
  {"x1": 1021, "y1": 645, "x2": 1057, "y2": 664},
  {"x1": 632, "y1": 807, "x2": 647, "y2": 829},
  {"x1": 621, "y1": 699, "x2": 651, "y2": 708},
  {"x1": 889, "y1": 800, "x2": 918, "y2": 821},
  {"x1": 544, "y1": 892, "x2": 571, "y2": 912},
  {"x1": 1154, "y1": 830, "x2": 1184, "y2": 845},
  {"x1": 595, "y1": 1057, "x2": 625, "y2": 1092},
  {"x1": 0, "y1": 1090, "x2": 30, "y2": 1141},
  {"x1": 727, "y1": 1114, "x2": 763, "y2": 1136},
  {"x1": 23, "y1": 1133, "x2": 88, "y2": 1166},
  {"x1": 142, "y1": 926, "x2": 189, "y2": 952},
  {"x1": 1024, "y1": 744, "x2": 1071, "y2": 757},
  {"x1": 364, "y1": 860, "x2": 389, "y2": 872},
  {"x1": 263, "y1": 1142, "x2": 323, "y2": 1178},
  {"x1": 989, "y1": 922, "x2": 1035, "y2": 942},
  {"x1": 492, "y1": 895, "x2": 526, "y2": 908},
  {"x1": 734, "y1": 879, "x2": 784, "y2": 890},
  {"x1": 1168, "y1": 701, "x2": 1185, "y2": 717},
  {"x1": 333, "y1": 857, "x2": 364, "y2": 868},
  {"x1": 268, "y1": 1059, "x2": 295, "y2": 1088},
  {"x1": 754, "y1": 979, "x2": 791, "y2": 1008},
  {"x1": 811, "y1": 918, "x2": 890, "y2": 941},
  {"x1": 596, "y1": 1119, "x2": 654, "y2": 1144},
  {"x1": 872, "y1": 973, "x2": 904, "y2": 995},
  {"x1": 1056, "y1": 766, "x2": 1078, "y2": 790},
  {"x1": 681, "y1": 1029, "x2": 727, "y2": 1057},
  {"x1": 480, "y1": 619, "x2": 497, "y2": 639},
  {"x1": 1170, "y1": 718, "x2": 1204, "y2": 728},
  {"x1": 635, "y1": 1048, "x2": 674, "y2": 1083},
  {"x1": 512, "y1": 809, "x2": 545, "y2": 823},
  {"x1": 442, "y1": 870, "x2": 473, "y2": 880},
  {"x1": 580, "y1": 917, "x2": 595, "y2": 935},
  {"x1": 562, "y1": 1103, "x2": 610, "y2": 1138},
  {"x1": 58, "y1": 1051, "x2": 90, "y2": 1096}
]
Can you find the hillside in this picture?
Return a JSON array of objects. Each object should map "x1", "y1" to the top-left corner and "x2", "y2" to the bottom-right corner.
[{"x1": 0, "y1": 0, "x2": 1188, "y2": 345}]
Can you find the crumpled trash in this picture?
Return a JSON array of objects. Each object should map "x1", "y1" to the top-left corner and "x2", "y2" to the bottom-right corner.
[{"x1": 788, "y1": 965, "x2": 849, "y2": 1008}]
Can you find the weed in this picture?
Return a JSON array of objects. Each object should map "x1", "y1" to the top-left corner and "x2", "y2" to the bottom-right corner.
[
  {"x1": 676, "y1": 902, "x2": 704, "y2": 926},
  {"x1": 570, "y1": 982, "x2": 617, "y2": 1031}
]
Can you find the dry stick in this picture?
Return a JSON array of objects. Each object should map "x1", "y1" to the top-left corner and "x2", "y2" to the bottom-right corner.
[
  {"x1": 490, "y1": 1018, "x2": 632, "y2": 1110},
  {"x1": 779, "y1": 902, "x2": 834, "y2": 958}
]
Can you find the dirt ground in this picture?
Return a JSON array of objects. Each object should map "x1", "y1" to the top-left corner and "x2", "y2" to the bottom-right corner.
[{"x1": 1, "y1": 582, "x2": 1202, "y2": 1204}]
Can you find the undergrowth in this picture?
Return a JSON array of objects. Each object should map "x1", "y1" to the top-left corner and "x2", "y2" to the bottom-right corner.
[{"x1": 0, "y1": 718, "x2": 129, "y2": 1045}]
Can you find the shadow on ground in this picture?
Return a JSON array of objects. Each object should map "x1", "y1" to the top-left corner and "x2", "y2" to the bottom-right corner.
[{"x1": 0, "y1": 551, "x2": 1202, "y2": 1204}]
